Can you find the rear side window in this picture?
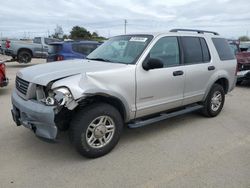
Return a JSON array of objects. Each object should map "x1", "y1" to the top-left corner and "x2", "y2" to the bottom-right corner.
[
  {"x1": 45, "y1": 38, "x2": 61, "y2": 45},
  {"x1": 33, "y1": 37, "x2": 41, "y2": 44},
  {"x1": 72, "y1": 43, "x2": 99, "y2": 55},
  {"x1": 50, "y1": 44, "x2": 62, "y2": 54},
  {"x1": 181, "y1": 37, "x2": 210, "y2": 64},
  {"x1": 200, "y1": 38, "x2": 210, "y2": 62},
  {"x1": 212, "y1": 38, "x2": 235, "y2": 60}
]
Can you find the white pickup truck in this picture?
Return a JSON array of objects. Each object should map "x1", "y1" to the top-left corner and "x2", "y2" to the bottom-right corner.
[{"x1": 1, "y1": 37, "x2": 60, "y2": 63}]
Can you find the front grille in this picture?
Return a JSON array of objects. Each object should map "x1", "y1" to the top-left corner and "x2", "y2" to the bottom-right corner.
[{"x1": 16, "y1": 76, "x2": 29, "y2": 95}]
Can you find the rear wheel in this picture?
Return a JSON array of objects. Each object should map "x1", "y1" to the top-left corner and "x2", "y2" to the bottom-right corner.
[
  {"x1": 201, "y1": 84, "x2": 225, "y2": 117},
  {"x1": 18, "y1": 50, "x2": 32, "y2": 63},
  {"x1": 69, "y1": 103, "x2": 123, "y2": 158},
  {"x1": 236, "y1": 80, "x2": 243, "y2": 85}
]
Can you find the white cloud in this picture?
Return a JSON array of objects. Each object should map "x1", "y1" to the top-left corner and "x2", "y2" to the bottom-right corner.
[{"x1": 0, "y1": 0, "x2": 249, "y2": 39}]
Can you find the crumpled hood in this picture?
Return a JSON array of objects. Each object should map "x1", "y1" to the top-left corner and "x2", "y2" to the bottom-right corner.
[{"x1": 17, "y1": 59, "x2": 127, "y2": 86}]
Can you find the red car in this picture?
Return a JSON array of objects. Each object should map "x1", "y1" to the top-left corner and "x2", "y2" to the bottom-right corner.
[
  {"x1": 228, "y1": 40, "x2": 250, "y2": 84},
  {"x1": 0, "y1": 61, "x2": 8, "y2": 87}
]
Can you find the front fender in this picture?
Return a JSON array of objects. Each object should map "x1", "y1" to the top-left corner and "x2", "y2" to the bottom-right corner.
[{"x1": 51, "y1": 73, "x2": 135, "y2": 122}]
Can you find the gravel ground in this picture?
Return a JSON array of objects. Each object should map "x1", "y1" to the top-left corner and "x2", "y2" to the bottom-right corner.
[{"x1": 0, "y1": 56, "x2": 250, "y2": 188}]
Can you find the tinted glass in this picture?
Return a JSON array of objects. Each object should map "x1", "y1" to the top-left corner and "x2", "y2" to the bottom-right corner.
[
  {"x1": 87, "y1": 35, "x2": 153, "y2": 64},
  {"x1": 200, "y1": 38, "x2": 210, "y2": 62},
  {"x1": 72, "y1": 43, "x2": 99, "y2": 55},
  {"x1": 229, "y1": 43, "x2": 238, "y2": 55},
  {"x1": 181, "y1": 37, "x2": 203, "y2": 64},
  {"x1": 49, "y1": 44, "x2": 62, "y2": 54},
  {"x1": 212, "y1": 38, "x2": 235, "y2": 60},
  {"x1": 149, "y1": 37, "x2": 180, "y2": 67}
]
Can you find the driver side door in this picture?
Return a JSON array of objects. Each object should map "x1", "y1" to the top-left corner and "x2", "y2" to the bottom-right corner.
[{"x1": 136, "y1": 36, "x2": 185, "y2": 118}]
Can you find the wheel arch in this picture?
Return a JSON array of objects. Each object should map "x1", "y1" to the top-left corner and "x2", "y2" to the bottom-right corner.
[
  {"x1": 203, "y1": 77, "x2": 229, "y2": 101},
  {"x1": 214, "y1": 78, "x2": 229, "y2": 94},
  {"x1": 17, "y1": 48, "x2": 33, "y2": 57},
  {"x1": 77, "y1": 93, "x2": 130, "y2": 122}
]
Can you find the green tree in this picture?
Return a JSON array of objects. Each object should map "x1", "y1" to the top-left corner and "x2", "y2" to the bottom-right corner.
[
  {"x1": 239, "y1": 36, "x2": 250, "y2": 41},
  {"x1": 70, "y1": 26, "x2": 92, "y2": 40},
  {"x1": 92, "y1": 31, "x2": 99, "y2": 38}
]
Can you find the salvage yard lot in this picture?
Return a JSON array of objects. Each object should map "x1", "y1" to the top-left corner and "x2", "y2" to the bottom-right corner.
[{"x1": 0, "y1": 57, "x2": 250, "y2": 188}]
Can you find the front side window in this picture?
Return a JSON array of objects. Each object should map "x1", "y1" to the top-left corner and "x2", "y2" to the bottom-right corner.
[
  {"x1": 87, "y1": 35, "x2": 153, "y2": 64},
  {"x1": 149, "y1": 36, "x2": 180, "y2": 67}
]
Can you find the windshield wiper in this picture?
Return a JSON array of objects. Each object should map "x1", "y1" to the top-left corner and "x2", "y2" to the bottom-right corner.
[{"x1": 86, "y1": 57, "x2": 111, "y2": 62}]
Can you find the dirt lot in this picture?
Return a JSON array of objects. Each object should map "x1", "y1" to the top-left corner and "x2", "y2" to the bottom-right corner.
[{"x1": 0, "y1": 56, "x2": 250, "y2": 188}]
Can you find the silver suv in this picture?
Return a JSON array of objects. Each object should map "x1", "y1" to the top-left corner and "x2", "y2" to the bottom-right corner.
[{"x1": 11, "y1": 29, "x2": 237, "y2": 158}]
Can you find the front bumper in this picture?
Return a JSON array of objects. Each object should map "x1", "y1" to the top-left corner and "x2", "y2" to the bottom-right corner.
[
  {"x1": 0, "y1": 77, "x2": 9, "y2": 87},
  {"x1": 237, "y1": 70, "x2": 250, "y2": 81},
  {"x1": 11, "y1": 90, "x2": 58, "y2": 140}
]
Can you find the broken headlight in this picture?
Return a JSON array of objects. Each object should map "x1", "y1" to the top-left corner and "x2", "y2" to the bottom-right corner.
[{"x1": 45, "y1": 87, "x2": 72, "y2": 106}]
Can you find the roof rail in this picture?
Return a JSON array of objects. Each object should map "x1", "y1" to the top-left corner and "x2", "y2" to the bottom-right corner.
[{"x1": 170, "y1": 29, "x2": 219, "y2": 35}]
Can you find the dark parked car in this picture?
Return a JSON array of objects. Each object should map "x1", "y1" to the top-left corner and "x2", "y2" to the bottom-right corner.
[
  {"x1": 47, "y1": 41, "x2": 101, "y2": 62},
  {"x1": 228, "y1": 40, "x2": 250, "y2": 84},
  {"x1": 0, "y1": 61, "x2": 8, "y2": 87}
]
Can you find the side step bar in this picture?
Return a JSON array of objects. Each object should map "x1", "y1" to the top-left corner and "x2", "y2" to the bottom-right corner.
[{"x1": 128, "y1": 104, "x2": 203, "y2": 128}]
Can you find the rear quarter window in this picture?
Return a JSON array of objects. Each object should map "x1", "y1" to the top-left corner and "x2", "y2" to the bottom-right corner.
[{"x1": 212, "y1": 38, "x2": 235, "y2": 60}]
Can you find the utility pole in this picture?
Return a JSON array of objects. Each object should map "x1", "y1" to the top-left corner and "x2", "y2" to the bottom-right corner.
[{"x1": 124, "y1": 19, "x2": 127, "y2": 34}]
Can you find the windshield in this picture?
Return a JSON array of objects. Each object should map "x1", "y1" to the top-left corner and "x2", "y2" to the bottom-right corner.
[{"x1": 87, "y1": 35, "x2": 153, "y2": 64}]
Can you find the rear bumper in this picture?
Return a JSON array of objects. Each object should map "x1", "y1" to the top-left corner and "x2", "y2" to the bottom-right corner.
[
  {"x1": 11, "y1": 90, "x2": 58, "y2": 140},
  {"x1": 0, "y1": 77, "x2": 9, "y2": 87},
  {"x1": 237, "y1": 70, "x2": 250, "y2": 81}
]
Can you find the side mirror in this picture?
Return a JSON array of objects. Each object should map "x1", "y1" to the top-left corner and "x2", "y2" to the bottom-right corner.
[{"x1": 142, "y1": 57, "x2": 163, "y2": 71}]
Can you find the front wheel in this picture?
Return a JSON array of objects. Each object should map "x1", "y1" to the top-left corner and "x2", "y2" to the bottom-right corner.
[
  {"x1": 201, "y1": 84, "x2": 225, "y2": 117},
  {"x1": 69, "y1": 103, "x2": 123, "y2": 158}
]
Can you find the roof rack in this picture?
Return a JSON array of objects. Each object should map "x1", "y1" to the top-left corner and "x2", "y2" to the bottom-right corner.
[{"x1": 170, "y1": 29, "x2": 219, "y2": 35}]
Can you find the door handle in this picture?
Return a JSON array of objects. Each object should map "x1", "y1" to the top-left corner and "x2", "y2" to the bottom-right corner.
[
  {"x1": 173, "y1": 70, "x2": 184, "y2": 76},
  {"x1": 208, "y1": 66, "x2": 215, "y2": 71}
]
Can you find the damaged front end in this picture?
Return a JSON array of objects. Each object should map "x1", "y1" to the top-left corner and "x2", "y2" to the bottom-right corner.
[{"x1": 11, "y1": 78, "x2": 79, "y2": 140}]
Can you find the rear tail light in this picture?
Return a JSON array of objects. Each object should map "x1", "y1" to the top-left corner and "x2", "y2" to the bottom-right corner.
[
  {"x1": 0, "y1": 63, "x2": 6, "y2": 75},
  {"x1": 5, "y1": 40, "x2": 11, "y2": 48},
  {"x1": 56, "y1": 55, "x2": 64, "y2": 61}
]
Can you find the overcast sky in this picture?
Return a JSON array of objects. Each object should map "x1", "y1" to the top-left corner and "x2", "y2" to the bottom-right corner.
[{"x1": 0, "y1": 0, "x2": 249, "y2": 39}]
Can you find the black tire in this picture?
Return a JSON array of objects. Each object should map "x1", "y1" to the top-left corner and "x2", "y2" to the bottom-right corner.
[
  {"x1": 201, "y1": 84, "x2": 225, "y2": 117},
  {"x1": 17, "y1": 50, "x2": 32, "y2": 63},
  {"x1": 236, "y1": 80, "x2": 243, "y2": 85},
  {"x1": 69, "y1": 103, "x2": 123, "y2": 158}
]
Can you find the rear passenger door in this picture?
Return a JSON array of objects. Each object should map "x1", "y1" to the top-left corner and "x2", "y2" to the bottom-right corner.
[{"x1": 181, "y1": 36, "x2": 214, "y2": 105}]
